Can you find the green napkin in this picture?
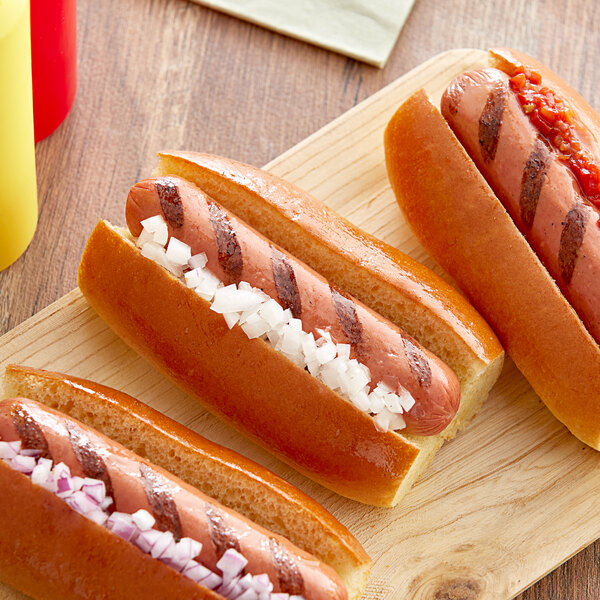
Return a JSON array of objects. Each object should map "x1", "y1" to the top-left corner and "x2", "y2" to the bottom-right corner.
[{"x1": 192, "y1": 0, "x2": 416, "y2": 67}]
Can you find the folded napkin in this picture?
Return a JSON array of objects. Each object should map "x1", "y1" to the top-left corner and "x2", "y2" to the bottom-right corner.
[{"x1": 192, "y1": 0, "x2": 416, "y2": 67}]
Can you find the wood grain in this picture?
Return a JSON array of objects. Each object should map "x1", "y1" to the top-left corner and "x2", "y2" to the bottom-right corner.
[
  {"x1": 0, "y1": 1, "x2": 598, "y2": 597},
  {"x1": 2, "y1": 50, "x2": 600, "y2": 600}
]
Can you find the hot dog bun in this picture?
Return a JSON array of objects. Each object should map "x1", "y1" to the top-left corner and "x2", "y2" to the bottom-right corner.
[
  {"x1": 0, "y1": 365, "x2": 371, "y2": 600},
  {"x1": 384, "y1": 81, "x2": 600, "y2": 448},
  {"x1": 79, "y1": 162, "x2": 502, "y2": 506}
]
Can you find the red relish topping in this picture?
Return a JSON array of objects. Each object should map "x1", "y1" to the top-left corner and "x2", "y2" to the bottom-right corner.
[{"x1": 508, "y1": 64, "x2": 600, "y2": 225}]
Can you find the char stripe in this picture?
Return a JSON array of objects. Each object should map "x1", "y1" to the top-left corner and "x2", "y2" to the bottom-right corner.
[
  {"x1": 11, "y1": 404, "x2": 51, "y2": 459},
  {"x1": 207, "y1": 199, "x2": 244, "y2": 283},
  {"x1": 269, "y1": 538, "x2": 305, "y2": 596},
  {"x1": 559, "y1": 203, "x2": 588, "y2": 285},
  {"x1": 140, "y1": 464, "x2": 183, "y2": 540},
  {"x1": 156, "y1": 177, "x2": 184, "y2": 228},
  {"x1": 404, "y1": 337, "x2": 432, "y2": 388},
  {"x1": 331, "y1": 287, "x2": 362, "y2": 345},
  {"x1": 520, "y1": 136, "x2": 550, "y2": 229},
  {"x1": 67, "y1": 422, "x2": 114, "y2": 506},
  {"x1": 479, "y1": 83, "x2": 507, "y2": 162},
  {"x1": 445, "y1": 78, "x2": 466, "y2": 116},
  {"x1": 271, "y1": 248, "x2": 302, "y2": 318},
  {"x1": 205, "y1": 504, "x2": 242, "y2": 559}
]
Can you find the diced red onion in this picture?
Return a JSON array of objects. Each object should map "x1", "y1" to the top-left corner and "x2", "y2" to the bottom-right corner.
[
  {"x1": 31, "y1": 460, "x2": 53, "y2": 487},
  {"x1": 56, "y1": 476, "x2": 75, "y2": 497},
  {"x1": 217, "y1": 548, "x2": 248, "y2": 582},
  {"x1": 0, "y1": 441, "x2": 19, "y2": 460},
  {"x1": 182, "y1": 560, "x2": 216, "y2": 585},
  {"x1": 86, "y1": 509, "x2": 108, "y2": 526},
  {"x1": 11, "y1": 454, "x2": 36, "y2": 473},
  {"x1": 53, "y1": 462, "x2": 71, "y2": 480},
  {"x1": 236, "y1": 589, "x2": 259, "y2": 600},
  {"x1": 218, "y1": 576, "x2": 242, "y2": 597},
  {"x1": 67, "y1": 490, "x2": 100, "y2": 515},
  {"x1": 252, "y1": 574, "x2": 273, "y2": 594},
  {"x1": 107, "y1": 513, "x2": 138, "y2": 541},
  {"x1": 100, "y1": 496, "x2": 114, "y2": 510},
  {"x1": 82, "y1": 479, "x2": 106, "y2": 503},
  {"x1": 150, "y1": 530, "x2": 175, "y2": 559},
  {"x1": 131, "y1": 508, "x2": 155, "y2": 531},
  {"x1": 20, "y1": 448, "x2": 42, "y2": 457},
  {"x1": 135, "y1": 528, "x2": 162, "y2": 553}
]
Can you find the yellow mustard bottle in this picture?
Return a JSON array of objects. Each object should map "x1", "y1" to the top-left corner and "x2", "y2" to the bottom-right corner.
[{"x1": 0, "y1": 0, "x2": 37, "y2": 271}]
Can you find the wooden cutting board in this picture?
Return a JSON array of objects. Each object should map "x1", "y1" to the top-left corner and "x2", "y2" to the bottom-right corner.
[{"x1": 1, "y1": 48, "x2": 599, "y2": 600}]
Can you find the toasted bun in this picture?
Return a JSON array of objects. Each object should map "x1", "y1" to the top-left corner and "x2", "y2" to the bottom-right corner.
[
  {"x1": 154, "y1": 152, "x2": 504, "y2": 392},
  {"x1": 384, "y1": 89, "x2": 600, "y2": 449},
  {"x1": 78, "y1": 220, "x2": 486, "y2": 507},
  {"x1": 1, "y1": 364, "x2": 371, "y2": 599},
  {"x1": 0, "y1": 459, "x2": 221, "y2": 600}
]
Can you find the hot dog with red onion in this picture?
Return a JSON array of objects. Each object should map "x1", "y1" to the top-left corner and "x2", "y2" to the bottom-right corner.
[
  {"x1": 384, "y1": 48, "x2": 600, "y2": 448},
  {"x1": 0, "y1": 365, "x2": 370, "y2": 600}
]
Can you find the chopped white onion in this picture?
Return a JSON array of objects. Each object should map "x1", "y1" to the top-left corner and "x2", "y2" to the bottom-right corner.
[
  {"x1": 141, "y1": 215, "x2": 169, "y2": 246},
  {"x1": 189, "y1": 252, "x2": 208, "y2": 270},
  {"x1": 166, "y1": 237, "x2": 192, "y2": 267},
  {"x1": 135, "y1": 223, "x2": 418, "y2": 434}
]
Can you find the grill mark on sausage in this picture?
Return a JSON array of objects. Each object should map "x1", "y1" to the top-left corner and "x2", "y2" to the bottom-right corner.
[
  {"x1": 67, "y1": 422, "x2": 114, "y2": 504},
  {"x1": 205, "y1": 504, "x2": 242, "y2": 559},
  {"x1": 156, "y1": 177, "x2": 184, "y2": 228},
  {"x1": 404, "y1": 337, "x2": 432, "y2": 388},
  {"x1": 11, "y1": 404, "x2": 51, "y2": 459},
  {"x1": 479, "y1": 83, "x2": 507, "y2": 162},
  {"x1": 207, "y1": 199, "x2": 244, "y2": 283},
  {"x1": 139, "y1": 463, "x2": 183, "y2": 540},
  {"x1": 331, "y1": 287, "x2": 362, "y2": 346},
  {"x1": 559, "y1": 204, "x2": 588, "y2": 285},
  {"x1": 269, "y1": 538, "x2": 305, "y2": 595},
  {"x1": 520, "y1": 137, "x2": 551, "y2": 229},
  {"x1": 445, "y1": 79, "x2": 466, "y2": 116},
  {"x1": 271, "y1": 247, "x2": 302, "y2": 318}
]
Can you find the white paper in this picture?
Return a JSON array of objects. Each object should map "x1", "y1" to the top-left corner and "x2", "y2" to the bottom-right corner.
[{"x1": 191, "y1": 0, "x2": 417, "y2": 68}]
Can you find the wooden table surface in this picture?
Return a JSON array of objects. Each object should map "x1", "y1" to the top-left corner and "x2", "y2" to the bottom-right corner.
[{"x1": 1, "y1": 0, "x2": 599, "y2": 597}]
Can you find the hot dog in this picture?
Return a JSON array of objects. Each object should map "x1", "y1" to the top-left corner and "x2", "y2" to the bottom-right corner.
[
  {"x1": 0, "y1": 364, "x2": 370, "y2": 600},
  {"x1": 384, "y1": 48, "x2": 600, "y2": 448},
  {"x1": 78, "y1": 157, "x2": 504, "y2": 506},
  {"x1": 441, "y1": 66, "x2": 600, "y2": 345},
  {"x1": 126, "y1": 176, "x2": 460, "y2": 436}
]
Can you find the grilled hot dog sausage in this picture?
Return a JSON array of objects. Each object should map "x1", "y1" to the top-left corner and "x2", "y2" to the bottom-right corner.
[
  {"x1": 0, "y1": 398, "x2": 345, "y2": 600},
  {"x1": 442, "y1": 68, "x2": 600, "y2": 344},
  {"x1": 125, "y1": 176, "x2": 461, "y2": 436}
]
